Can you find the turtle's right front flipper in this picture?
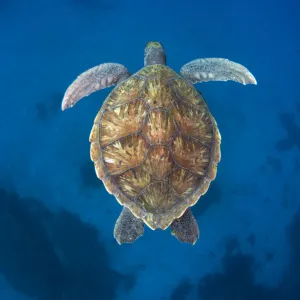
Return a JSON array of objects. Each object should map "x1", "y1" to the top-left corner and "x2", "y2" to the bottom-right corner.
[
  {"x1": 180, "y1": 58, "x2": 257, "y2": 85},
  {"x1": 61, "y1": 63, "x2": 130, "y2": 110}
]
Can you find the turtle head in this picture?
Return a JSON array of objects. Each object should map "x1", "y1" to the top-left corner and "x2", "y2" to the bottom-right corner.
[{"x1": 144, "y1": 41, "x2": 166, "y2": 66}]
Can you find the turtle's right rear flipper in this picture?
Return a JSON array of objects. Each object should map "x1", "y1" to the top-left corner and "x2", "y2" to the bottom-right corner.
[{"x1": 170, "y1": 208, "x2": 199, "y2": 245}]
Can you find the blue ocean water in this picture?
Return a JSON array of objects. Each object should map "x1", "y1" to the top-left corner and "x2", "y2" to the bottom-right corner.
[{"x1": 0, "y1": 0, "x2": 299, "y2": 299}]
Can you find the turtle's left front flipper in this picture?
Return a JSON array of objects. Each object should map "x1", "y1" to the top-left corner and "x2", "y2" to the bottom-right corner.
[
  {"x1": 180, "y1": 58, "x2": 257, "y2": 85},
  {"x1": 62, "y1": 63, "x2": 130, "y2": 110}
]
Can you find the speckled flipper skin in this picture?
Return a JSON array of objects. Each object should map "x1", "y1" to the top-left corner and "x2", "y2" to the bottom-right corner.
[
  {"x1": 61, "y1": 63, "x2": 130, "y2": 110},
  {"x1": 170, "y1": 208, "x2": 200, "y2": 245},
  {"x1": 114, "y1": 207, "x2": 144, "y2": 244},
  {"x1": 180, "y1": 58, "x2": 257, "y2": 85}
]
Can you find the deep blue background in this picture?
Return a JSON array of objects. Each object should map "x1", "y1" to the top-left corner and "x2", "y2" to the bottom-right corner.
[{"x1": 0, "y1": 0, "x2": 299, "y2": 299}]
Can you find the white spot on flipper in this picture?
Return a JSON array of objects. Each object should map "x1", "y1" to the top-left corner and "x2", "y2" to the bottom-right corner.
[
  {"x1": 200, "y1": 72, "x2": 207, "y2": 79},
  {"x1": 107, "y1": 76, "x2": 114, "y2": 85},
  {"x1": 208, "y1": 73, "x2": 215, "y2": 79},
  {"x1": 195, "y1": 72, "x2": 201, "y2": 80},
  {"x1": 101, "y1": 78, "x2": 106, "y2": 87}
]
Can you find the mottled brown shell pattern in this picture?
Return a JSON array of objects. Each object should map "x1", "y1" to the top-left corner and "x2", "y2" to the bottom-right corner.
[{"x1": 89, "y1": 65, "x2": 221, "y2": 230}]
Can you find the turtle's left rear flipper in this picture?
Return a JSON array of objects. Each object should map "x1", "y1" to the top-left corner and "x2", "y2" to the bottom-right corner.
[
  {"x1": 114, "y1": 207, "x2": 144, "y2": 245},
  {"x1": 61, "y1": 63, "x2": 130, "y2": 110}
]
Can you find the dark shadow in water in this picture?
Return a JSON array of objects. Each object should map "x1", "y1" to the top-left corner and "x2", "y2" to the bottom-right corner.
[
  {"x1": 197, "y1": 238, "x2": 281, "y2": 300},
  {"x1": 0, "y1": 189, "x2": 66, "y2": 300},
  {"x1": 0, "y1": 188, "x2": 135, "y2": 300},
  {"x1": 170, "y1": 279, "x2": 192, "y2": 300},
  {"x1": 275, "y1": 113, "x2": 300, "y2": 151},
  {"x1": 281, "y1": 210, "x2": 300, "y2": 299},
  {"x1": 170, "y1": 210, "x2": 300, "y2": 299},
  {"x1": 195, "y1": 210, "x2": 300, "y2": 300}
]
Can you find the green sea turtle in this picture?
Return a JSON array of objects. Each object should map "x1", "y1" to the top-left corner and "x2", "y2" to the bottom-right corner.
[{"x1": 61, "y1": 41, "x2": 256, "y2": 245}]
